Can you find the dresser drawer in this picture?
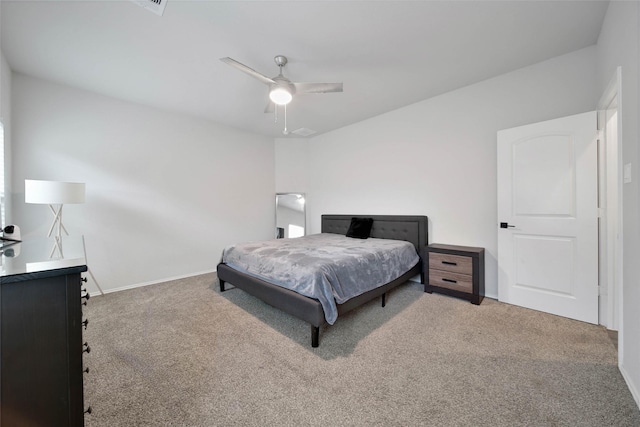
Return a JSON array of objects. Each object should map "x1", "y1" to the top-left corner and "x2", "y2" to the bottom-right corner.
[
  {"x1": 429, "y1": 270, "x2": 473, "y2": 293},
  {"x1": 429, "y1": 252, "x2": 472, "y2": 275}
]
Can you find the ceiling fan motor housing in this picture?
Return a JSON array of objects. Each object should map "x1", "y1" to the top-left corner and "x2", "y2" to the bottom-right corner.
[{"x1": 274, "y1": 55, "x2": 288, "y2": 68}]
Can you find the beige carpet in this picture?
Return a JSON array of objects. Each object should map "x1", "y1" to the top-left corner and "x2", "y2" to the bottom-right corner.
[{"x1": 83, "y1": 273, "x2": 640, "y2": 426}]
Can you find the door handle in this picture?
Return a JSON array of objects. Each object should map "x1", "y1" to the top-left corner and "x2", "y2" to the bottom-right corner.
[{"x1": 500, "y1": 222, "x2": 516, "y2": 229}]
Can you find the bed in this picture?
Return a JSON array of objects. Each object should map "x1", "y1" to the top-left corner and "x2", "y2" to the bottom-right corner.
[{"x1": 216, "y1": 214, "x2": 428, "y2": 347}]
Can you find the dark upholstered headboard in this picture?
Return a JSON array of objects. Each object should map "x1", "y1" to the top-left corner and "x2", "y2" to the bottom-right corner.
[{"x1": 321, "y1": 215, "x2": 428, "y2": 255}]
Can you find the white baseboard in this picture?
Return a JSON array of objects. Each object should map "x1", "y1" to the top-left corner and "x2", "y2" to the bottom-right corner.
[
  {"x1": 94, "y1": 270, "x2": 425, "y2": 297},
  {"x1": 620, "y1": 364, "x2": 640, "y2": 410},
  {"x1": 89, "y1": 269, "x2": 218, "y2": 297}
]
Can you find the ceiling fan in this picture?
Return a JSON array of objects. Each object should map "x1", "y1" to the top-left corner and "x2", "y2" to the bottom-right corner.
[{"x1": 220, "y1": 55, "x2": 343, "y2": 112}]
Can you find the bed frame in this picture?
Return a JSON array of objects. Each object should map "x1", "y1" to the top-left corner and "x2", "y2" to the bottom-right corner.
[{"x1": 217, "y1": 214, "x2": 428, "y2": 347}]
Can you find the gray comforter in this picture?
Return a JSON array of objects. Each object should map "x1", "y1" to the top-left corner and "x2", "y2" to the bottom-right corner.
[{"x1": 221, "y1": 233, "x2": 419, "y2": 324}]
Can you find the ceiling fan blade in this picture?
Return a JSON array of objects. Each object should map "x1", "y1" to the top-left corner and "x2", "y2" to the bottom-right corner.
[
  {"x1": 220, "y1": 57, "x2": 275, "y2": 86},
  {"x1": 294, "y1": 82, "x2": 343, "y2": 94}
]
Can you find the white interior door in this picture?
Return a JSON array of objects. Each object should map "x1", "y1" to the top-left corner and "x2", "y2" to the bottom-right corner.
[{"x1": 497, "y1": 111, "x2": 598, "y2": 324}]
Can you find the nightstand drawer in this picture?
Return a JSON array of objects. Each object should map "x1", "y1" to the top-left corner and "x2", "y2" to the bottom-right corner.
[
  {"x1": 429, "y1": 252, "x2": 472, "y2": 275},
  {"x1": 429, "y1": 270, "x2": 473, "y2": 293},
  {"x1": 426, "y1": 243, "x2": 485, "y2": 305}
]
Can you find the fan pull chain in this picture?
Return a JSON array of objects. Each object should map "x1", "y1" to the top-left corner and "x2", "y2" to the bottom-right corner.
[
  {"x1": 283, "y1": 103, "x2": 288, "y2": 135},
  {"x1": 274, "y1": 104, "x2": 278, "y2": 123}
]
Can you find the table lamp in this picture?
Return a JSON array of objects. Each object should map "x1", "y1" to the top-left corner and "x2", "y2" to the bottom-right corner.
[{"x1": 24, "y1": 179, "x2": 103, "y2": 295}]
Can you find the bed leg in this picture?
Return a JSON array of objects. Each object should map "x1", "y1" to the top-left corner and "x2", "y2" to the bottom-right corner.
[
  {"x1": 381, "y1": 292, "x2": 386, "y2": 307},
  {"x1": 219, "y1": 279, "x2": 226, "y2": 292},
  {"x1": 311, "y1": 325, "x2": 319, "y2": 348}
]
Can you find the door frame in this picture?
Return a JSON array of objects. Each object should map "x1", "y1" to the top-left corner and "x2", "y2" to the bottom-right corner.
[{"x1": 596, "y1": 67, "x2": 623, "y2": 337}]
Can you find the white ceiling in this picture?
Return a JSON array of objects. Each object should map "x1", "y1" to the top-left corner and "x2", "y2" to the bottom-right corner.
[{"x1": 1, "y1": 0, "x2": 608, "y2": 138}]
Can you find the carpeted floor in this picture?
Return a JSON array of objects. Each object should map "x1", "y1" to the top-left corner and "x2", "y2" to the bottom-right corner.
[{"x1": 83, "y1": 273, "x2": 640, "y2": 426}]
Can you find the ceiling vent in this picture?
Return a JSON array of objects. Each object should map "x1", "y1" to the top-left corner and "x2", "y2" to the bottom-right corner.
[
  {"x1": 131, "y1": 0, "x2": 167, "y2": 16},
  {"x1": 291, "y1": 128, "x2": 317, "y2": 137}
]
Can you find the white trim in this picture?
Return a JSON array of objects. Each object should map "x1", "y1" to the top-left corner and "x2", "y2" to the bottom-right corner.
[
  {"x1": 620, "y1": 364, "x2": 640, "y2": 409},
  {"x1": 91, "y1": 272, "x2": 433, "y2": 297},
  {"x1": 89, "y1": 268, "x2": 218, "y2": 297},
  {"x1": 596, "y1": 67, "x2": 623, "y2": 336}
]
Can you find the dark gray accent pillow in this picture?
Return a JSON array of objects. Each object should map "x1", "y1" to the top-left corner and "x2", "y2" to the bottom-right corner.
[{"x1": 346, "y1": 217, "x2": 374, "y2": 239}]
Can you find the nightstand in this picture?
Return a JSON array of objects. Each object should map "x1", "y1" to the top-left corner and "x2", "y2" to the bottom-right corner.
[{"x1": 425, "y1": 243, "x2": 484, "y2": 305}]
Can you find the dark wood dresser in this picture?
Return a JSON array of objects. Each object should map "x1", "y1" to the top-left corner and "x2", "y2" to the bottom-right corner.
[
  {"x1": 425, "y1": 243, "x2": 485, "y2": 305},
  {"x1": 0, "y1": 238, "x2": 90, "y2": 427}
]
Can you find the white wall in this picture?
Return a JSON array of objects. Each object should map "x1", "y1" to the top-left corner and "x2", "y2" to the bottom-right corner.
[
  {"x1": 275, "y1": 137, "x2": 308, "y2": 193},
  {"x1": 11, "y1": 73, "x2": 275, "y2": 293},
  {"x1": 1, "y1": 0, "x2": 13, "y2": 225},
  {"x1": 305, "y1": 46, "x2": 598, "y2": 299},
  {"x1": 597, "y1": 0, "x2": 640, "y2": 407},
  {"x1": 1, "y1": 49, "x2": 12, "y2": 225}
]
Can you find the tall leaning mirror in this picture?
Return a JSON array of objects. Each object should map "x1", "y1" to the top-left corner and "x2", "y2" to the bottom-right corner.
[{"x1": 276, "y1": 193, "x2": 305, "y2": 238}]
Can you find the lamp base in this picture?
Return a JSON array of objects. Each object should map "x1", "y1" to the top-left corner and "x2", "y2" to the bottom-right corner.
[
  {"x1": 47, "y1": 204, "x2": 69, "y2": 238},
  {"x1": 50, "y1": 236, "x2": 64, "y2": 259}
]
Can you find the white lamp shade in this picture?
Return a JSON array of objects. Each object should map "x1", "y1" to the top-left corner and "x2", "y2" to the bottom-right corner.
[{"x1": 25, "y1": 180, "x2": 86, "y2": 204}]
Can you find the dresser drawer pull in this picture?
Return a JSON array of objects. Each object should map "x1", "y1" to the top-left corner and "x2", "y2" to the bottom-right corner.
[
  {"x1": 84, "y1": 367, "x2": 90, "y2": 374},
  {"x1": 83, "y1": 342, "x2": 91, "y2": 354},
  {"x1": 82, "y1": 319, "x2": 89, "y2": 330},
  {"x1": 85, "y1": 406, "x2": 92, "y2": 415},
  {"x1": 442, "y1": 278, "x2": 457, "y2": 284},
  {"x1": 442, "y1": 261, "x2": 457, "y2": 266}
]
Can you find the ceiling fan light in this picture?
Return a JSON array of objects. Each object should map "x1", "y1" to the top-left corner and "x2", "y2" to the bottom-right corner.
[{"x1": 269, "y1": 86, "x2": 293, "y2": 105}]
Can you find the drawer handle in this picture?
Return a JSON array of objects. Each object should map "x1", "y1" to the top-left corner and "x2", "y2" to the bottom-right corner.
[
  {"x1": 442, "y1": 278, "x2": 457, "y2": 284},
  {"x1": 442, "y1": 261, "x2": 457, "y2": 266}
]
